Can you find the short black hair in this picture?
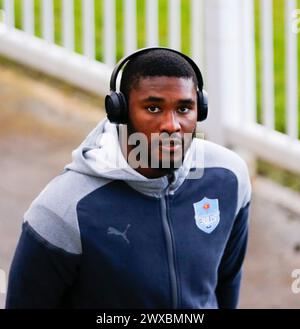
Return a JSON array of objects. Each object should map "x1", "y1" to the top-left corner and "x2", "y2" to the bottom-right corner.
[{"x1": 120, "y1": 49, "x2": 198, "y2": 101}]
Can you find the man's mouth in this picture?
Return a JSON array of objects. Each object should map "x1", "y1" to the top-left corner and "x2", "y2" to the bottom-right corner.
[{"x1": 159, "y1": 139, "x2": 182, "y2": 152}]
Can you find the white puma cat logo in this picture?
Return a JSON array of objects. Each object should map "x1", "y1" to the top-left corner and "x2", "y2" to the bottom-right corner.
[{"x1": 107, "y1": 224, "x2": 131, "y2": 244}]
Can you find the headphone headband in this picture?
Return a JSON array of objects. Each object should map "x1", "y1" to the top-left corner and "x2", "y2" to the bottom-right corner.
[
  {"x1": 109, "y1": 47, "x2": 204, "y2": 92},
  {"x1": 105, "y1": 47, "x2": 208, "y2": 124}
]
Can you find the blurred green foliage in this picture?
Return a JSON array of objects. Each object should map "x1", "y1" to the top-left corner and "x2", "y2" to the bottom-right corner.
[{"x1": 258, "y1": 159, "x2": 300, "y2": 193}]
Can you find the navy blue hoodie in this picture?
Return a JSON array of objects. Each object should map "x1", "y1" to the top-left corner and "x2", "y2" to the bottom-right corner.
[{"x1": 6, "y1": 119, "x2": 251, "y2": 309}]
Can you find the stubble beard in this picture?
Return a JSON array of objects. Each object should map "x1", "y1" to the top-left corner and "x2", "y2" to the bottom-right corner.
[{"x1": 125, "y1": 119, "x2": 196, "y2": 172}]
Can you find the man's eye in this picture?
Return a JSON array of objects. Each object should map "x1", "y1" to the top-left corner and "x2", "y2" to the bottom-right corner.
[
  {"x1": 177, "y1": 108, "x2": 191, "y2": 114},
  {"x1": 147, "y1": 106, "x2": 160, "y2": 113}
]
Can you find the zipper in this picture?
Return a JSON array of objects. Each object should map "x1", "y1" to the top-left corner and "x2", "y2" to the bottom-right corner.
[{"x1": 160, "y1": 189, "x2": 178, "y2": 309}]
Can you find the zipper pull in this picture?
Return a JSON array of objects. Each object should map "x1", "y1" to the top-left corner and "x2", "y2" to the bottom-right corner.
[{"x1": 167, "y1": 171, "x2": 175, "y2": 184}]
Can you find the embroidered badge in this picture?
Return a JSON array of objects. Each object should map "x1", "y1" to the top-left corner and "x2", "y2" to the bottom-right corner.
[{"x1": 193, "y1": 197, "x2": 220, "y2": 234}]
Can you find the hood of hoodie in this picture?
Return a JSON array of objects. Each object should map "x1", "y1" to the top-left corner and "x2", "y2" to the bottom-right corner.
[{"x1": 65, "y1": 119, "x2": 204, "y2": 198}]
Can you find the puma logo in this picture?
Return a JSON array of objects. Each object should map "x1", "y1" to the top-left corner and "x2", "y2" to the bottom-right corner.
[{"x1": 107, "y1": 224, "x2": 131, "y2": 244}]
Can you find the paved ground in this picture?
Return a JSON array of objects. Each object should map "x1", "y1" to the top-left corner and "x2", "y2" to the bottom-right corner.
[{"x1": 0, "y1": 60, "x2": 300, "y2": 309}]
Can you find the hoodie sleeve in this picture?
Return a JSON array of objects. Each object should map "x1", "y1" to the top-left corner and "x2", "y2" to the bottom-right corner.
[
  {"x1": 215, "y1": 201, "x2": 250, "y2": 309},
  {"x1": 5, "y1": 222, "x2": 81, "y2": 309}
]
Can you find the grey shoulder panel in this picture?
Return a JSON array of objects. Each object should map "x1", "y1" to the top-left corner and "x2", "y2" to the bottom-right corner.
[
  {"x1": 24, "y1": 170, "x2": 111, "y2": 254},
  {"x1": 201, "y1": 140, "x2": 252, "y2": 215}
]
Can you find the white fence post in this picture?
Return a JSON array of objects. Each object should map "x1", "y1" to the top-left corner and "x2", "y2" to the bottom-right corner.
[
  {"x1": 261, "y1": 0, "x2": 275, "y2": 129},
  {"x1": 83, "y1": 0, "x2": 95, "y2": 59},
  {"x1": 42, "y1": 0, "x2": 54, "y2": 43},
  {"x1": 203, "y1": 0, "x2": 224, "y2": 143},
  {"x1": 23, "y1": 0, "x2": 34, "y2": 35},
  {"x1": 146, "y1": 0, "x2": 158, "y2": 47},
  {"x1": 285, "y1": 0, "x2": 298, "y2": 139},
  {"x1": 203, "y1": 0, "x2": 256, "y2": 145},
  {"x1": 191, "y1": 0, "x2": 205, "y2": 71},
  {"x1": 62, "y1": 0, "x2": 74, "y2": 52},
  {"x1": 124, "y1": 0, "x2": 137, "y2": 56},
  {"x1": 204, "y1": 0, "x2": 236, "y2": 143},
  {"x1": 4, "y1": 0, "x2": 15, "y2": 28},
  {"x1": 241, "y1": 0, "x2": 256, "y2": 125},
  {"x1": 168, "y1": 0, "x2": 181, "y2": 50},
  {"x1": 104, "y1": 0, "x2": 116, "y2": 66}
]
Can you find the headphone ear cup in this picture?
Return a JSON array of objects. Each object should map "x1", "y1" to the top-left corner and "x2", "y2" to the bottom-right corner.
[
  {"x1": 197, "y1": 89, "x2": 208, "y2": 122},
  {"x1": 118, "y1": 92, "x2": 128, "y2": 124},
  {"x1": 105, "y1": 92, "x2": 128, "y2": 124}
]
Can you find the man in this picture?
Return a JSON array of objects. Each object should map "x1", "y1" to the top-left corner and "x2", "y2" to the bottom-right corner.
[{"x1": 6, "y1": 48, "x2": 251, "y2": 309}]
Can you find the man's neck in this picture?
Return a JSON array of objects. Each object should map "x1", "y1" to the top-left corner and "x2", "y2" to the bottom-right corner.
[
  {"x1": 123, "y1": 143, "x2": 172, "y2": 179},
  {"x1": 133, "y1": 166, "x2": 172, "y2": 179}
]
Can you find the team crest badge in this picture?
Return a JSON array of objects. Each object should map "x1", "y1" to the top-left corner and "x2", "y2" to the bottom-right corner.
[{"x1": 193, "y1": 197, "x2": 220, "y2": 234}]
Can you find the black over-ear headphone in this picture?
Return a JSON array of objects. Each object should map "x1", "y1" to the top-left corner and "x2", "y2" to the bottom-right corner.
[{"x1": 105, "y1": 47, "x2": 208, "y2": 124}]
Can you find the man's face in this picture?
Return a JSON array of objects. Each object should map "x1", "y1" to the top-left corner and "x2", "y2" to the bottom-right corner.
[{"x1": 126, "y1": 76, "x2": 197, "y2": 176}]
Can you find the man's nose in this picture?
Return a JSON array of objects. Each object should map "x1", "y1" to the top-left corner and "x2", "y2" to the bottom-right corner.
[{"x1": 160, "y1": 111, "x2": 181, "y2": 134}]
